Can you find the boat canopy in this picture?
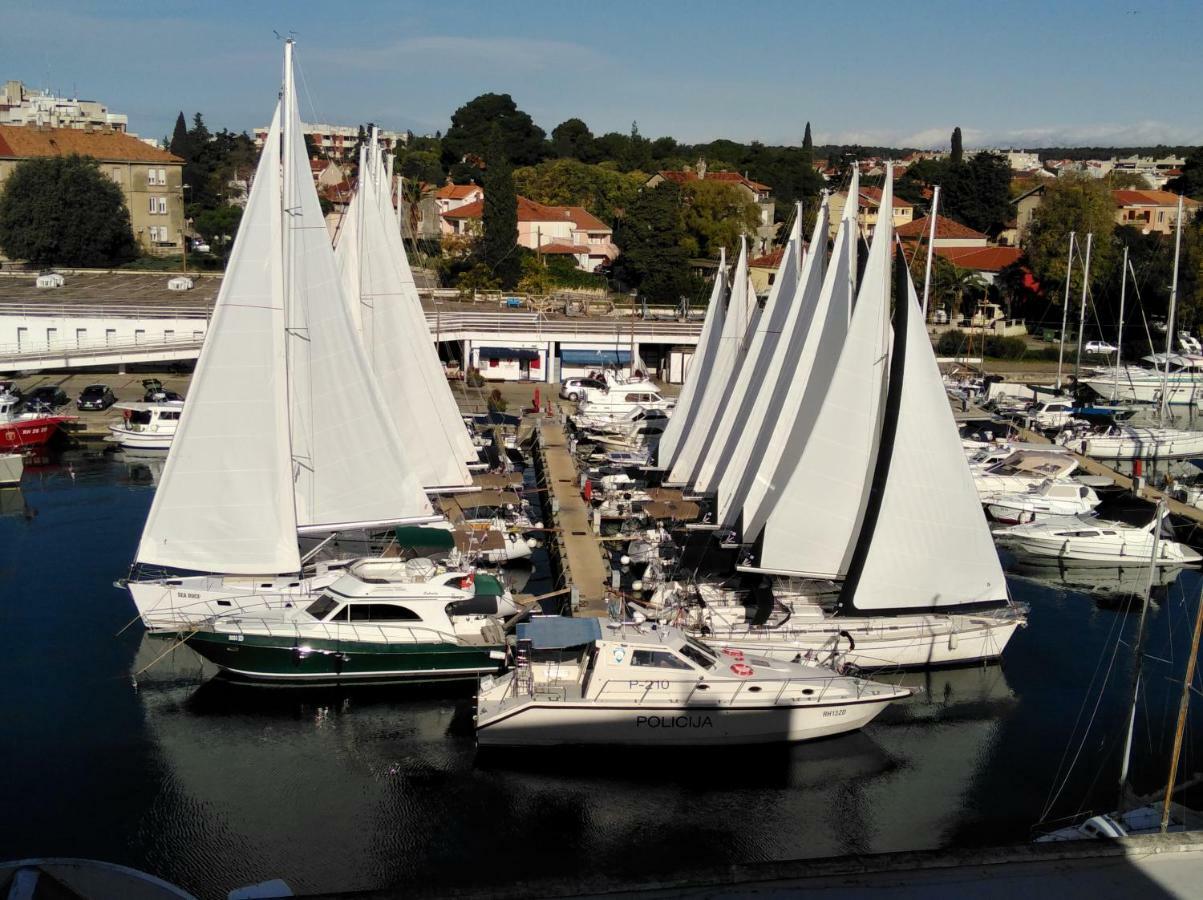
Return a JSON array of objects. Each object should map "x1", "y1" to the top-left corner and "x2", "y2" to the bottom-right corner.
[
  {"x1": 393, "y1": 525, "x2": 456, "y2": 552},
  {"x1": 517, "y1": 616, "x2": 602, "y2": 649}
]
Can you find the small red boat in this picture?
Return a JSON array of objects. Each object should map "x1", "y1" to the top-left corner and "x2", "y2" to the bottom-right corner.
[{"x1": 0, "y1": 395, "x2": 72, "y2": 450}]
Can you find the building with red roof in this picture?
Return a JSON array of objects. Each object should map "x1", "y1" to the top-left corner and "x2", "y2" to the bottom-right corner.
[
  {"x1": 828, "y1": 186, "x2": 914, "y2": 238},
  {"x1": 1113, "y1": 189, "x2": 1199, "y2": 236},
  {"x1": 897, "y1": 214, "x2": 989, "y2": 248},
  {"x1": 645, "y1": 158, "x2": 777, "y2": 252}
]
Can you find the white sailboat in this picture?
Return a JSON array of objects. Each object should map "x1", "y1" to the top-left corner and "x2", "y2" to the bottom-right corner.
[
  {"x1": 665, "y1": 239, "x2": 759, "y2": 488},
  {"x1": 125, "y1": 42, "x2": 437, "y2": 629},
  {"x1": 663, "y1": 167, "x2": 1025, "y2": 668},
  {"x1": 335, "y1": 132, "x2": 477, "y2": 486}
]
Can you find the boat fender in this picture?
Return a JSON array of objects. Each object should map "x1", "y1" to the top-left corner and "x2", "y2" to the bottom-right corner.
[
  {"x1": 721, "y1": 648, "x2": 745, "y2": 660},
  {"x1": 730, "y1": 662, "x2": 754, "y2": 677},
  {"x1": 949, "y1": 630, "x2": 959, "y2": 651}
]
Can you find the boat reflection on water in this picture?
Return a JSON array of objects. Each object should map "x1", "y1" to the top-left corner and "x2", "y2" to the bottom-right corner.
[
  {"x1": 114, "y1": 449, "x2": 169, "y2": 487},
  {"x1": 0, "y1": 486, "x2": 29, "y2": 519},
  {"x1": 1003, "y1": 552, "x2": 1187, "y2": 608}
]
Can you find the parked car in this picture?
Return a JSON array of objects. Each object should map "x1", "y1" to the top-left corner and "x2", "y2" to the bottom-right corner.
[
  {"x1": 23, "y1": 385, "x2": 69, "y2": 412},
  {"x1": 141, "y1": 379, "x2": 184, "y2": 402},
  {"x1": 1084, "y1": 341, "x2": 1117, "y2": 355},
  {"x1": 77, "y1": 384, "x2": 117, "y2": 410},
  {"x1": 932, "y1": 309, "x2": 949, "y2": 324},
  {"x1": 559, "y1": 377, "x2": 606, "y2": 402},
  {"x1": 190, "y1": 238, "x2": 211, "y2": 253}
]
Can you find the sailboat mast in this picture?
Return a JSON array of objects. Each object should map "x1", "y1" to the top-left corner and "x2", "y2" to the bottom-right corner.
[
  {"x1": 1160, "y1": 194, "x2": 1185, "y2": 422},
  {"x1": 1055, "y1": 232, "x2": 1076, "y2": 391},
  {"x1": 1117, "y1": 500, "x2": 1164, "y2": 807},
  {"x1": 1113, "y1": 245, "x2": 1128, "y2": 403},
  {"x1": 1161, "y1": 581, "x2": 1203, "y2": 832},
  {"x1": 920, "y1": 185, "x2": 940, "y2": 321},
  {"x1": 1072, "y1": 233, "x2": 1093, "y2": 383}
]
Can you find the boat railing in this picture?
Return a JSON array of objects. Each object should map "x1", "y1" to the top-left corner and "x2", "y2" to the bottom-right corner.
[{"x1": 215, "y1": 616, "x2": 461, "y2": 646}]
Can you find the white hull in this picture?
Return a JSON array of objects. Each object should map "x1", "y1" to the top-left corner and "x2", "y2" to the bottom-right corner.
[
  {"x1": 127, "y1": 573, "x2": 330, "y2": 629},
  {"x1": 107, "y1": 426, "x2": 176, "y2": 450},
  {"x1": 476, "y1": 696, "x2": 894, "y2": 747},
  {"x1": 1081, "y1": 377, "x2": 1201, "y2": 405},
  {"x1": 702, "y1": 614, "x2": 1023, "y2": 670},
  {"x1": 0, "y1": 452, "x2": 22, "y2": 486},
  {"x1": 995, "y1": 537, "x2": 1199, "y2": 566},
  {"x1": 1060, "y1": 430, "x2": 1203, "y2": 460}
]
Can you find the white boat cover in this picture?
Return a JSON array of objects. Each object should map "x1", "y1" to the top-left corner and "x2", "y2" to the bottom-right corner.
[
  {"x1": 739, "y1": 173, "x2": 858, "y2": 537},
  {"x1": 656, "y1": 249, "x2": 727, "y2": 469},
  {"x1": 280, "y1": 58, "x2": 434, "y2": 532},
  {"x1": 691, "y1": 211, "x2": 804, "y2": 494},
  {"x1": 757, "y1": 171, "x2": 889, "y2": 576},
  {"x1": 718, "y1": 196, "x2": 832, "y2": 528},
  {"x1": 137, "y1": 108, "x2": 297, "y2": 573},
  {"x1": 846, "y1": 247, "x2": 1008, "y2": 609},
  {"x1": 335, "y1": 141, "x2": 472, "y2": 488},
  {"x1": 668, "y1": 240, "x2": 759, "y2": 486}
]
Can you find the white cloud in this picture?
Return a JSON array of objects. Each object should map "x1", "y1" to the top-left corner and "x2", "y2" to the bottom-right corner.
[{"x1": 818, "y1": 121, "x2": 1203, "y2": 150}]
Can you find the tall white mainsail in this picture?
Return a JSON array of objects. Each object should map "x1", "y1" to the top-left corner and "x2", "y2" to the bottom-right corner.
[
  {"x1": 136, "y1": 109, "x2": 296, "y2": 574},
  {"x1": 841, "y1": 256, "x2": 1008, "y2": 611},
  {"x1": 656, "y1": 249, "x2": 727, "y2": 469},
  {"x1": 668, "y1": 239, "x2": 758, "y2": 486},
  {"x1": 692, "y1": 210, "x2": 805, "y2": 494},
  {"x1": 756, "y1": 169, "x2": 892, "y2": 577},
  {"x1": 740, "y1": 173, "x2": 859, "y2": 538},
  {"x1": 717, "y1": 196, "x2": 830, "y2": 528},
  {"x1": 334, "y1": 138, "x2": 472, "y2": 488}
]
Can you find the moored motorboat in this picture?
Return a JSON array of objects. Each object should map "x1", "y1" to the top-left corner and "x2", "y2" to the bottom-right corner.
[
  {"x1": 1056, "y1": 424, "x2": 1203, "y2": 460},
  {"x1": 106, "y1": 401, "x2": 184, "y2": 450},
  {"x1": 474, "y1": 617, "x2": 911, "y2": 747},
  {"x1": 993, "y1": 515, "x2": 1202, "y2": 566},
  {"x1": 0, "y1": 394, "x2": 72, "y2": 451},
  {"x1": 982, "y1": 478, "x2": 1102, "y2": 524}
]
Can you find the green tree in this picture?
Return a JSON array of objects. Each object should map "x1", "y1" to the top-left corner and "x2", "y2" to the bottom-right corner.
[
  {"x1": 1168, "y1": 148, "x2": 1203, "y2": 199},
  {"x1": 678, "y1": 179, "x2": 762, "y2": 258},
  {"x1": 623, "y1": 122, "x2": 653, "y2": 172},
  {"x1": 550, "y1": 118, "x2": 597, "y2": 161},
  {"x1": 1023, "y1": 175, "x2": 1119, "y2": 302},
  {"x1": 397, "y1": 150, "x2": 444, "y2": 187},
  {"x1": 803, "y1": 122, "x2": 813, "y2": 153},
  {"x1": 512, "y1": 159, "x2": 644, "y2": 226},
  {"x1": 950, "y1": 126, "x2": 964, "y2": 164},
  {"x1": 0, "y1": 155, "x2": 137, "y2": 266},
  {"x1": 441, "y1": 93, "x2": 546, "y2": 172},
  {"x1": 613, "y1": 181, "x2": 692, "y2": 302},
  {"x1": 169, "y1": 111, "x2": 190, "y2": 159},
  {"x1": 932, "y1": 257, "x2": 987, "y2": 322},
  {"x1": 191, "y1": 203, "x2": 243, "y2": 258},
  {"x1": 480, "y1": 140, "x2": 520, "y2": 289}
]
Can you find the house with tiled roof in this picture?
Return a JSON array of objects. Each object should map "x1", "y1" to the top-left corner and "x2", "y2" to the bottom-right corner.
[
  {"x1": 1113, "y1": 189, "x2": 1199, "y2": 236},
  {"x1": 646, "y1": 159, "x2": 777, "y2": 251},
  {"x1": 896, "y1": 214, "x2": 989, "y2": 249},
  {"x1": 828, "y1": 186, "x2": 914, "y2": 238},
  {"x1": 441, "y1": 194, "x2": 618, "y2": 271},
  {"x1": 434, "y1": 179, "x2": 483, "y2": 222},
  {"x1": 0, "y1": 123, "x2": 184, "y2": 255}
]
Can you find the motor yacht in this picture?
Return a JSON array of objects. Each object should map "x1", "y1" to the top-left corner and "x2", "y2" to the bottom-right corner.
[
  {"x1": 982, "y1": 479, "x2": 1102, "y2": 524},
  {"x1": 106, "y1": 401, "x2": 184, "y2": 450},
  {"x1": 993, "y1": 515, "x2": 1203, "y2": 566}
]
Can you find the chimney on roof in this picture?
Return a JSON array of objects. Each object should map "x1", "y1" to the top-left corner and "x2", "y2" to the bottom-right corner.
[{"x1": 697, "y1": 157, "x2": 707, "y2": 179}]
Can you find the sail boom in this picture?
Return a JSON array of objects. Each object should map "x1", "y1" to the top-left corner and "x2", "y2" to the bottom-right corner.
[{"x1": 296, "y1": 515, "x2": 443, "y2": 535}]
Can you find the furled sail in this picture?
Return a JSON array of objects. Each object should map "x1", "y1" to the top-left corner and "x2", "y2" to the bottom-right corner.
[
  {"x1": 739, "y1": 174, "x2": 858, "y2": 538},
  {"x1": 136, "y1": 108, "x2": 297, "y2": 574},
  {"x1": 717, "y1": 196, "x2": 830, "y2": 528},
  {"x1": 692, "y1": 209, "x2": 805, "y2": 494},
  {"x1": 335, "y1": 140, "x2": 472, "y2": 488},
  {"x1": 281, "y1": 45, "x2": 434, "y2": 533},
  {"x1": 667, "y1": 239, "x2": 759, "y2": 486},
  {"x1": 755, "y1": 170, "x2": 892, "y2": 577},
  {"x1": 840, "y1": 252, "x2": 1008, "y2": 612},
  {"x1": 656, "y1": 249, "x2": 727, "y2": 469}
]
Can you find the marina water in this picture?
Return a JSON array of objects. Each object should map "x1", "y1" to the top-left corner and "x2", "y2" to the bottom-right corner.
[{"x1": 3, "y1": 448, "x2": 1202, "y2": 899}]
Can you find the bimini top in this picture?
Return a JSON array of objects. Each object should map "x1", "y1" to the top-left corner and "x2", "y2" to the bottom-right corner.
[{"x1": 517, "y1": 616, "x2": 602, "y2": 649}]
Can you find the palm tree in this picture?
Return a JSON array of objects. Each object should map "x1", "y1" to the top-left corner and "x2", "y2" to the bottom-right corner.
[{"x1": 933, "y1": 257, "x2": 987, "y2": 324}]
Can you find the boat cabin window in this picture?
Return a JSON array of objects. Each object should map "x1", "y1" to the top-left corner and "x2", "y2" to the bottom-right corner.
[
  {"x1": 305, "y1": 593, "x2": 340, "y2": 620},
  {"x1": 1080, "y1": 487, "x2": 1090, "y2": 498},
  {"x1": 682, "y1": 635, "x2": 718, "y2": 669},
  {"x1": 630, "y1": 649, "x2": 691, "y2": 670},
  {"x1": 161, "y1": 410, "x2": 181, "y2": 421},
  {"x1": 128, "y1": 410, "x2": 152, "y2": 425},
  {"x1": 348, "y1": 603, "x2": 422, "y2": 622}
]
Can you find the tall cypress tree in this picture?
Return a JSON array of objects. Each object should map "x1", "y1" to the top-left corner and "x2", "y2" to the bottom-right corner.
[
  {"x1": 951, "y1": 126, "x2": 964, "y2": 164},
  {"x1": 169, "y1": 112, "x2": 189, "y2": 158},
  {"x1": 481, "y1": 137, "x2": 520, "y2": 289},
  {"x1": 803, "y1": 121, "x2": 813, "y2": 152}
]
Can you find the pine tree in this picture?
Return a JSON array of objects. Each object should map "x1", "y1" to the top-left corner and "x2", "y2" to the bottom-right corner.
[
  {"x1": 803, "y1": 121, "x2": 813, "y2": 152},
  {"x1": 951, "y1": 126, "x2": 964, "y2": 164},
  {"x1": 481, "y1": 137, "x2": 520, "y2": 289}
]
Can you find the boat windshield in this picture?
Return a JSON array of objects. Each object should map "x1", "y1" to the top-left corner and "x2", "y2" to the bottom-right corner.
[
  {"x1": 305, "y1": 593, "x2": 340, "y2": 620},
  {"x1": 681, "y1": 634, "x2": 718, "y2": 669}
]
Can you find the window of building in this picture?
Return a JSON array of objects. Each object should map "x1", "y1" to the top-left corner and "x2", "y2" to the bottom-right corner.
[
  {"x1": 488, "y1": 358, "x2": 499, "y2": 368},
  {"x1": 158, "y1": 197, "x2": 168, "y2": 215},
  {"x1": 157, "y1": 168, "x2": 166, "y2": 184},
  {"x1": 149, "y1": 197, "x2": 157, "y2": 214}
]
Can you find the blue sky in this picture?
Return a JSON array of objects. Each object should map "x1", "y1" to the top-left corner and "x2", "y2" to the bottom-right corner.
[{"x1": 3, "y1": 0, "x2": 1200, "y2": 148}]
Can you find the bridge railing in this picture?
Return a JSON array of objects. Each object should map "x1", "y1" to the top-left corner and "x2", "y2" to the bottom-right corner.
[
  {"x1": 0, "y1": 332, "x2": 205, "y2": 365},
  {"x1": 0, "y1": 301, "x2": 212, "y2": 320}
]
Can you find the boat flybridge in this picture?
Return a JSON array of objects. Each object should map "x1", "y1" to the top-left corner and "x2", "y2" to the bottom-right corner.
[
  {"x1": 123, "y1": 41, "x2": 451, "y2": 629},
  {"x1": 474, "y1": 617, "x2": 911, "y2": 747},
  {"x1": 646, "y1": 166, "x2": 1027, "y2": 668}
]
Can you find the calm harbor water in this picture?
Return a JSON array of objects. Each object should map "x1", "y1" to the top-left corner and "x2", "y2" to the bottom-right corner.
[{"x1": 2, "y1": 448, "x2": 1202, "y2": 899}]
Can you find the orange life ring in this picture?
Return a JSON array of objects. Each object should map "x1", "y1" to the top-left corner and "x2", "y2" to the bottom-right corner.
[
  {"x1": 721, "y1": 648, "x2": 745, "y2": 660},
  {"x1": 730, "y1": 662, "x2": 754, "y2": 677}
]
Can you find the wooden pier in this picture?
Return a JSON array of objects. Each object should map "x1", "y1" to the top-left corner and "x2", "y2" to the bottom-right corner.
[{"x1": 532, "y1": 416, "x2": 609, "y2": 617}]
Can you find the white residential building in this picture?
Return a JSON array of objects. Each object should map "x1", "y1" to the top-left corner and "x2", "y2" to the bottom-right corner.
[{"x1": 0, "y1": 81, "x2": 128, "y2": 132}]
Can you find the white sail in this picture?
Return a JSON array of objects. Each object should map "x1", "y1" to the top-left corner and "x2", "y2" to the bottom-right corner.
[
  {"x1": 335, "y1": 141, "x2": 473, "y2": 488},
  {"x1": 372, "y1": 152, "x2": 476, "y2": 466},
  {"x1": 280, "y1": 47, "x2": 434, "y2": 532},
  {"x1": 739, "y1": 176, "x2": 858, "y2": 537},
  {"x1": 717, "y1": 197, "x2": 830, "y2": 528},
  {"x1": 136, "y1": 108, "x2": 298, "y2": 574},
  {"x1": 657, "y1": 249, "x2": 727, "y2": 468},
  {"x1": 756, "y1": 170, "x2": 892, "y2": 577},
  {"x1": 667, "y1": 239, "x2": 759, "y2": 486},
  {"x1": 691, "y1": 211, "x2": 804, "y2": 494},
  {"x1": 846, "y1": 268, "x2": 1008, "y2": 610}
]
